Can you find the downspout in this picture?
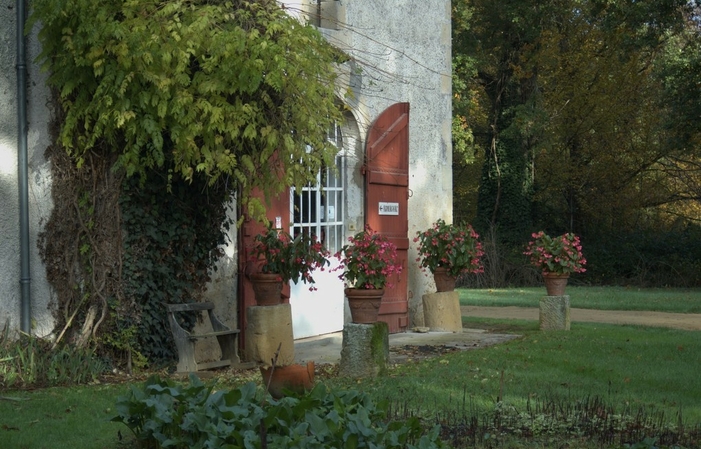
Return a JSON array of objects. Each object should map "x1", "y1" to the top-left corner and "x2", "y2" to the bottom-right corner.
[{"x1": 16, "y1": 0, "x2": 31, "y2": 334}]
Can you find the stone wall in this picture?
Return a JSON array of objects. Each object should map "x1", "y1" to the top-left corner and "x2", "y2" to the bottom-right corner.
[{"x1": 320, "y1": 0, "x2": 453, "y2": 326}]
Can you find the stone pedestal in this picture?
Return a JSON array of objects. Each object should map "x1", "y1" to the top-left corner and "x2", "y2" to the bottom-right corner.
[
  {"x1": 246, "y1": 304, "x2": 295, "y2": 367},
  {"x1": 422, "y1": 291, "x2": 463, "y2": 332},
  {"x1": 539, "y1": 295, "x2": 571, "y2": 331},
  {"x1": 339, "y1": 322, "x2": 389, "y2": 378}
]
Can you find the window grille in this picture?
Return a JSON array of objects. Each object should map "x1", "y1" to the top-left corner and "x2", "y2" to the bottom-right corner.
[{"x1": 290, "y1": 124, "x2": 345, "y2": 253}]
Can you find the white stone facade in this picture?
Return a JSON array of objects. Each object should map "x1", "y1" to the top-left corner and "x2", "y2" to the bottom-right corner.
[
  {"x1": 0, "y1": 0, "x2": 451, "y2": 336},
  {"x1": 309, "y1": 0, "x2": 454, "y2": 326},
  {"x1": 1, "y1": 4, "x2": 54, "y2": 337}
]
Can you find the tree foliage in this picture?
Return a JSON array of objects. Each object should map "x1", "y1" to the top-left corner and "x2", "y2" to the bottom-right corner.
[
  {"x1": 30, "y1": 0, "x2": 346, "y2": 218},
  {"x1": 453, "y1": 0, "x2": 701, "y2": 286}
]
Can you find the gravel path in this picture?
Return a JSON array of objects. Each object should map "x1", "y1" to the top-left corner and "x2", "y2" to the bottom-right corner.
[{"x1": 461, "y1": 306, "x2": 701, "y2": 331}]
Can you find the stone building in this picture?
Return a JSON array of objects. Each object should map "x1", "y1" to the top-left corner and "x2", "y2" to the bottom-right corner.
[{"x1": 0, "y1": 1, "x2": 452, "y2": 346}]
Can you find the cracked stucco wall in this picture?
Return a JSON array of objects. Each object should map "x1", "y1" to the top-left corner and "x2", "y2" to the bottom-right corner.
[
  {"x1": 323, "y1": 0, "x2": 453, "y2": 326},
  {"x1": 1, "y1": 3, "x2": 54, "y2": 337}
]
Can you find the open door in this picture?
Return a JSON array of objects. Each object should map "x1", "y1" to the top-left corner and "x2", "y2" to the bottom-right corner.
[
  {"x1": 238, "y1": 131, "x2": 347, "y2": 349},
  {"x1": 364, "y1": 102, "x2": 410, "y2": 333}
]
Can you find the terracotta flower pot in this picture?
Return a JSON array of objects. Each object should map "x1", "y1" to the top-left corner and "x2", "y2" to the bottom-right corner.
[
  {"x1": 542, "y1": 272, "x2": 570, "y2": 296},
  {"x1": 260, "y1": 361, "x2": 315, "y2": 398},
  {"x1": 432, "y1": 267, "x2": 456, "y2": 292},
  {"x1": 345, "y1": 288, "x2": 384, "y2": 323},
  {"x1": 249, "y1": 273, "x2": 283, "y2": 306}
]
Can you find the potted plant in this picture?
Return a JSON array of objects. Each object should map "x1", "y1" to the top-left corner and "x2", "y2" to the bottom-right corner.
[
  {"x1": 524, "y1": 231, "x2": 586, "y2": 295},
  {"x1": 414, "y1": 218, "x2": 484, "y2": 292},
  {"x1": 248, "y1": 228, "x2": 330, "y2": 306},
  {"x1": 333, "y1": 226, "x2": 403, "y2": 323}
]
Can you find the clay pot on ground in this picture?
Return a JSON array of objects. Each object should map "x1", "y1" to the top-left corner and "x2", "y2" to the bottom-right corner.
[{"x1": 260, "y1": 361, "x2": 315, "y2": 398}]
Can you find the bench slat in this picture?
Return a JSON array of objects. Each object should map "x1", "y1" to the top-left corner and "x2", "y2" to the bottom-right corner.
[
  {"x1": 166, "y1": 302, "x2": 214, "y2": 313},
  {"x1": 166, "y1": 302, "x2": 243, "y2": 372},
  {"x1": 189, "y1": 330, "x2": 239, "y2": 340},
  {"x1": 197, "y1": 359, "x2": 232, "y2": 370}
]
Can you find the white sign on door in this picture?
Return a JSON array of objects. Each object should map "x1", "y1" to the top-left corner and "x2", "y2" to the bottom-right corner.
[{"x1": 379, "y1": 202, "x2": 399, "y2": 216}]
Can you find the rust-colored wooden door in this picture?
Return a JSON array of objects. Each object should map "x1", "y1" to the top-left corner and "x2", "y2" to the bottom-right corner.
[
  {"x1": 237, "y1": 188, "x2": 290, "y2": 352},
  {"x1": 364, "y1": 102, "x2": 410, "y2": 333}
]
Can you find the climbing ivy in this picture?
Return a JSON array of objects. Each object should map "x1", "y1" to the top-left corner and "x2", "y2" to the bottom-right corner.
[{"x1": 119, "y1": 171, "x2": 231, "y2": 362}]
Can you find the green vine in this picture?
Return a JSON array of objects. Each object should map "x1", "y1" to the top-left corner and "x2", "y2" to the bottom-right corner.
[
  {"x1": 30, "y1": 0, "x2": 345, "y2": 223},
  {"x1": 120, "y1": 171, "x2": 231, "y2": 362}
]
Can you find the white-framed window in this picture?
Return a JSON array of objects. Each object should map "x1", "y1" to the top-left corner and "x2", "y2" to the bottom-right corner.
[{"x1": 290, "y1": 124, "x2": 345, "y2": 253}]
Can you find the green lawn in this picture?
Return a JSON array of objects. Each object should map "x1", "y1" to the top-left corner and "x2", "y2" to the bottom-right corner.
[
  {"x1": 2, "y1": 287, "x2": 701, "y2": 448},
  {"x1": 0, "y1": 383, "x2": 131, "y2": 449},
  {"x1": 327, "y1": 320, "x2": 701, "y2": 423},
  {"x1": 459, "y1": 286, "x2": 701, "y2": 313}
]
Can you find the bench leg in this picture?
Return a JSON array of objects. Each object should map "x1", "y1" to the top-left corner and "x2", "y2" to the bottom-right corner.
[
  {"x1": 217, "y1": 334, "x2": 240, "y2": 365},
  {"x1": 175, "y1": 341, "x2": 198, "y2": 373},
  {"x1": 168, "y1": 314, "x2": 198, "y2": 372}
]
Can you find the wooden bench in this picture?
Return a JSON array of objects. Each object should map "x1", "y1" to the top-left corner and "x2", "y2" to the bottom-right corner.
[{"x1": 165, "y1": 302, "x2": 244, "y2": 373}]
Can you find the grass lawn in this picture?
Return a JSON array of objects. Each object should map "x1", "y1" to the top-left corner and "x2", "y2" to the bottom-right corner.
[
  {"x1": 458, "y1": 286, "x2": 701, "y2": 313},
  {"x1": 2, "y1": 287, "x2": 700, "y2": 448},
  {"x1": 326, "y1": 320, "x2": 701, "y2": 423},
  {"x1": 0, "y1": 383, "x2": 131, "y2": 449}
]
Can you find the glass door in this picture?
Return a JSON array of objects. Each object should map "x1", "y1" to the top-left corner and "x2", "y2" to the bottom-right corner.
[{"x1": 288, "y1": 125, "x2": 346, "y2": 339}]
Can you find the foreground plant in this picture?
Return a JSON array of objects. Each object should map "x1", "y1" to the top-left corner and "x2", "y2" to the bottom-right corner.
[{"x1": 112, "y1": 374, "x2": 448, "y2": 449}]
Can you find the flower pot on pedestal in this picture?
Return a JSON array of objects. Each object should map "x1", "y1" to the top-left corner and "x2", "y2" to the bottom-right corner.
[
  {"x1": 249, "y1": 273, "x2": 283, "y2": 306},
  {"x1": 415, "y1": 219, "x2": 484, "y2": 291},
  {"x1": 542, "y1": 272, "x2": 569, "y2": 296},
  {"x1": 345, "y1": 288, "x2": 384, "y2": 324},
  {"x1": 432, "y1": 267, "x2": 457, "y2": 292},
  {"x1": 525, "y1": 231, "x2": 585, "y2": 295}
]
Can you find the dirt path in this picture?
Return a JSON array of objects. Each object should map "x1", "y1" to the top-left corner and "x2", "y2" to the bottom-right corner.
[{"x1": 461, "y1": 306, "x2": 701, "y2": 331}]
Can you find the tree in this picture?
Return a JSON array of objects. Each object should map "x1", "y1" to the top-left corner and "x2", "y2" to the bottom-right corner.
[
  {"x1": 451, "y1": 2, "x2": 484, "y2": 223},
  {"x1": 454, "y1": 0, "x2": 556, "y2": 244},
  {"x1": 453, "y1": 0, "x2": 701, "y2": 233},
  {"x1": 452, "y1": 0, "x2": 701, "y2": 286}
]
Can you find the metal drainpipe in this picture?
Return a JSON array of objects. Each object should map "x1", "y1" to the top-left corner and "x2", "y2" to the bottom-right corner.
[{"x1": 16, "y1": 0, "x2": 31, "y2": 334}]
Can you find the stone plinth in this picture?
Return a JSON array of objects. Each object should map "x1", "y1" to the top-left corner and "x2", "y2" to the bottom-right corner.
[
  {"x1": 246, "y1": 304, "x2": 295, "y2": 367},
  {"x1": 539, "y1": 295, "x2": 571, "y2": 331},
  {"x1": 422, "y1": 291, "x2": 463, "y2": 332},
  {"x1": 339, "y1": 322, "x2": 389, "y2": 378}
]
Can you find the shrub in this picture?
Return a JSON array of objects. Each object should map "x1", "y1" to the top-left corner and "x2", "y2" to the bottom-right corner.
[
  {"x1": 334, "y1": 226, "x2": 403, "y2": 290},
  {"x1": 524, "y1": 231, "x2": 586, "y2": 275},
  {"x1": 249, "y1": 228, "x2": 330, "y2": 287}
]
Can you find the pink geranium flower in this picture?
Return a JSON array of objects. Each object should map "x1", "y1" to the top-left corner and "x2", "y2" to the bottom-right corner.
[{"x1": 524, "y1": 231, "x2": 586, "y2": 275}]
